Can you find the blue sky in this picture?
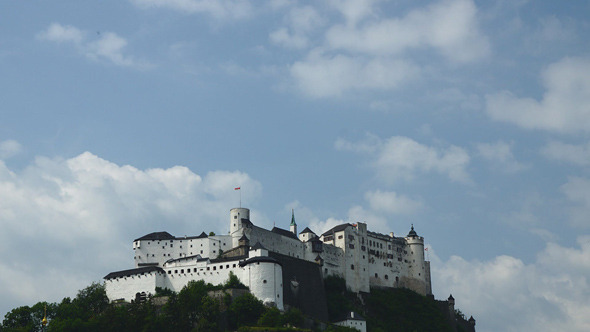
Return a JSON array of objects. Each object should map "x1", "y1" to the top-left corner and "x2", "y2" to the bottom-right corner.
[{"x1": 1, "y1": 1, "x2": 590, "y2": 330}]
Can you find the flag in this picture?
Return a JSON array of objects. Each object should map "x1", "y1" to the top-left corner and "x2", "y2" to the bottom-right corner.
[
  {"x1": 424, "y1": 248, "x2": 428, "y2": 251},
  {"x1": 234, "y1": 187, "x2": 240, "y2": 190}
]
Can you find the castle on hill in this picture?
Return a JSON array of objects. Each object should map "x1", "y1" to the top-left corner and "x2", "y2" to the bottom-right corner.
[{"x1": 104, "y1": 207, "x2": 432, "y2": 317}]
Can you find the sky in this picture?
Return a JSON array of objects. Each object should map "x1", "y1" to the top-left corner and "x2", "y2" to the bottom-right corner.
[{"x1": 1, "y1": 0, "x2": 589, "y2": 330}]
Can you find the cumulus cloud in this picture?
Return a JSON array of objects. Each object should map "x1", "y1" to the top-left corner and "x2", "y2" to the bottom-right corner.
[
  {"x1": 269, "y1": 5, "x2": 324, "y2": 49},
  {"x1": 364, "y1": 190, "x2": 423, "y2": 215},
  {"x1": 0, "y1": 140, "x2": 23, "y2": 159},
  {"x1": 433, "y1": 237, "x2": 590, "y2": 332},
  {"x1": 336, "y1": 134, "x2": 471, "y2": 184},
  {"x1": 0, "y1": 152, "x2": 261, "y2": 316},
  {"x1": 37, "y1": 23, "x2": 150, "y2": 69},
  {"x1": 326, "y1": 0, "x2": 490, "y2": 63},
  {"x1": 476, "y1": 141, "x2": 526, "y2": 173},
  {"x1": 283, "y1": 0, "x2": 489, "y2": 98},
  {"x1": 486, "y1": 57, "x2": 590, "y2": 133},
  {"x1": 541, "y1": 140, "x2": 590, "y2": 166},
  {"x1": 290, "y1": 51, "x2": 419, "y2": 98},
  {"x1": 129, "y1": 0, "x2": 253, "y2": 19}
]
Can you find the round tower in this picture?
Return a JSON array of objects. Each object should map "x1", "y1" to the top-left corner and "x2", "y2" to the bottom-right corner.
[
  {"x1": 230, "y1": 207, "x2": 250, "y2": 235},
  {"x1": 405, "y1": 225, "x2": 427, "y2": 291}
]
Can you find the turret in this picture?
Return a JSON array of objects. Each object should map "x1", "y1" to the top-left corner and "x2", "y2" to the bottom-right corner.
[
  {"x1": 290, "y1": 209, "x2": 297, "y2": 235},
  {"x1": 448, "y1": 294, "x2": 455, "y2": 317},
  {"x1": 230, "y1": 207, "x2": 250, "y2": 235}
]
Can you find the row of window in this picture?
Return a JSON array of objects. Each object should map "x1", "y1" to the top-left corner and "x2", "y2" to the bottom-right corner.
[{"x1": 167, "y1": 263, "x2": 239, "y2": 275}]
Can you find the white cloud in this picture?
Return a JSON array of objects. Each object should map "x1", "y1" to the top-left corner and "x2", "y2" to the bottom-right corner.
[
  {"x1": 290, "y1": 50, "x2": 419, "y2": 98},
  {"x1": 0, "y1": 140, "x2": 22, "y2": 159},
  {"x1": 376, "y1": 136, "x2": 471, "y2": 184},
  {"x1": 129, "y1": 0, "x2": 253, "y2": 19},
  {"x1": 0, "y1": 152, "x2": 261, "y2": 316},
  {"x1": 285, "y1": 0, "x2": 488, "y2": 98},
  {"x1": 541, "y1": 140, "x2": 590, "y2": 166},
  {"x1": 476, "y1": 141, "x2": 526, "y2": 173},
  {"x1": 433, "y1": 237, "x2": 590, "y2": 332},
  {"x1": 326, "y1": 0, "x2": 490, "y2": 63},
  {"x1": 561, "y1": 177, "x2": 590, "y2": 228},
  {"x1": 38, "y1": 23, "x2": 150, "y2": 69},
  {"x1": 36, "y1": 23, "x2": 84, "y2": 44},
  {"x1": 336, "y1": 135, "x2": 471, "y2": 184},
  {"x1": 486, "y1": 57, "x2": 590, "y2": 133},
  {"x1": 270, "y1": 5, "x2": 324, "y2": 49},
  {"x1": 364, "y1": 190, "x2": 423, "y2": 215}
]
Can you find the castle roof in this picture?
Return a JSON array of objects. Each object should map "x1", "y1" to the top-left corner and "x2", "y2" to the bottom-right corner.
[
  {"x1": 134, "y1": 231, "x2": 174, "y2": 242},
  {"x1": 321, "y1": 223, "x2": 351, "y2": 237},
  {"x1": 104, "y1": 266, "x2": 165, "y2": 280},
  {"x1": 134, "y1": 231, "x2": 210, "y2": 242},
  {"x1": 271, "y1": 226, "x2": 298, "y2": 240},
  {"x1": 251, "y1": 241, "x2": 267, "y2": 251},
  {"x1": 407, "y1": 224, "x2": 418, "y2": 238},
  {"x1": 290, "y1": 209, "x2": 297, "y2": 226},
  {"x1": 299, "y1": 227, "x2": 315, "y2": 235},
  {"x1": 334, "y1": 311, "x2": 365, "y2": 322},
  {"x1": 238, "y1": 256, "x2": 282, "y2": 267}
]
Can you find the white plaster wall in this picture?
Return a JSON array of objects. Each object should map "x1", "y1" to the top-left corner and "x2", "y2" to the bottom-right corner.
[
  {"x1": 242, "y1": 261, "x2": 283, "y2": 310},
  {"x1": 105, "y1": 271, "x2": 164, "y2": 302}
]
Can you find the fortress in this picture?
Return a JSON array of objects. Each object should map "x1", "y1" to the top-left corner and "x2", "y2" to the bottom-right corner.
[{"x1": 104, "y1": 207, "x2": 432, "y2": 317}]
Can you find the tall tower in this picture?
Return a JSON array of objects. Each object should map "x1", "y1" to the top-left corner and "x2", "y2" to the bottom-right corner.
[
  {"x1": 230, "y1": 207, "x2": 250, "y2": 235},
  {"x1": 405, "y1": 224, "x2": 429, "y2": 294},
  {"x1": 290, "y1": 209, "x2": 297, "y2": 235}
]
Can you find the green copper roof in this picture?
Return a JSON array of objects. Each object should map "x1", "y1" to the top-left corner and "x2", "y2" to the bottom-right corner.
[{"x1": 290, "y1": 209, "x2": 297, "y2": 226}]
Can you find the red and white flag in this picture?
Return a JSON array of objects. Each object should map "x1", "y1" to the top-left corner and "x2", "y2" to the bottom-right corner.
[{"x1": 234, "y1": 187, "x2": 240, "y2": 190}]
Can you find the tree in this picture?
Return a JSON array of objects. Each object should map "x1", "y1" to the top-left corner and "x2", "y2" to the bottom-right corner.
[{"x1": 228, "y1": 293, "x2": 265, "y2": 328}]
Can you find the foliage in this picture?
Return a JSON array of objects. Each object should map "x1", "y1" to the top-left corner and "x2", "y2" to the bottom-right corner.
[
  {"x1": 224, "y1": 271, "x2": 248, "y2": 290},
  {"x1": 228, "y1": 293, "x2": 265, "y2": 329},
  {"x1": 154, "y1": 287, "x2": 174, "y2": 297}
]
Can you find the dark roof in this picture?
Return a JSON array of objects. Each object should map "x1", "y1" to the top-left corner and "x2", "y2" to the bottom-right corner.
[
  {"x1": 104, "y1": 266, "x2": 164, "y2": 280},
  {"x1": 134, "y1": 231, "x2": 174, "y2": 242},
  {"x1": 321, "y1": 223, "x2": 351, "y2": 237},
  {"x1": 271, "y1": 227, "x2": 299, "y2": 240},
  {"x1": 407, "y1": 224, "x2": 419, "y2": 238},
  {"x1": 239, "y1": 234, "x2": 249, "y2": 242},
  {"x1": 239, "y1": 256, "x2": 282, "y2": 267},
  {"x1": 134, "y1": 231, "x2": 210, "y2": 242},
  {"x1": 251, "y1": 242, "x2": 267, "y2": 250},
  {"x1": 164, "y1": 254, "x2": 206, "y2": 264},
  {"x1": 335, "y1": 311, "x2": 365, "y2": 322},
  {"x1": 299, "y1": 227, "x2": 315, "y2": 235}
]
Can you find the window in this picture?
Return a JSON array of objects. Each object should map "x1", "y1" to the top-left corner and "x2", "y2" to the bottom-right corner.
[
  {"x1": 385, "y1": 275, "x2": 389, "y2": 280},
  {"x1": 213, "y1": 266, "x2": 216, "y2": 270},
  {"x1": 234, "y1": 215, "x2": 237, "y2": 219},
  {"x1": 181, "y1": 269, "x2": 184, "y2": 273},
  {"x1": 263, "y1": 280, "x2": 267, "y2": 284},
  {"x1": 351, "y1": 264, "x2": 355, "y2": 270},
  {"x1": 207, "y1": 267, "x2": 210, "y2": 271},
  {"x1": 167, "y1": 271, "x2": 171, "y2": 274},
  {"x1": 375, "y1": 273, "x2": 378, "y2": 278},
  {"x1": 175, "y1": 270, "x2": 178, "y2": 273},
  {"x1": 194, "y1": 268, "x2": 197, "y2": 272},
  {"x1": 220, "y1": 265, "x2": 223, "y2": 269},
  {"x1": 338, "y1": 235, "x2": 343, "y2": 239}
]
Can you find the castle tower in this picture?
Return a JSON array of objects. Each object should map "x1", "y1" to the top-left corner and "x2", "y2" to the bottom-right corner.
[
  {"x1": 230, "y1": 207, "x2": 250, "y2": 235},
  {"x1": 405, "y1": 224, "x2": 429, "y2": 294},
  {"x1": 290, "y1": 209, "x2": 297, "y2": 235}
]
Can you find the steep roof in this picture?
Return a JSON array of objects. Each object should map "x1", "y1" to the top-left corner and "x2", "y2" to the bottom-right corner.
[
  {"x1": 321, "y1": 223, "x2": 351, "y2": 237},
  {"x1": 134, "y1": 232, "x2": 174, "y2": 242},
  {"x1": 299, "y1": 227, "x2": 315, "y2": 235},
  {"x1": 251, "y1": 241, "x2": 267, "y2": 250},
  {"x1": 271, "y1": 227, "x2": 299, "y2": 240},
  {"x1": 104, "y1": 266, "x2": 164, "y2": 280}
]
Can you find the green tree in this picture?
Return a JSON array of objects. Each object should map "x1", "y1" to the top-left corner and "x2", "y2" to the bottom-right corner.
[
  {"x1": 229, "y1": 293, "x2": 265, "y2": 328},
  {"x1": 256, "y1": 307, "x2": 283, "y2": 328}
]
